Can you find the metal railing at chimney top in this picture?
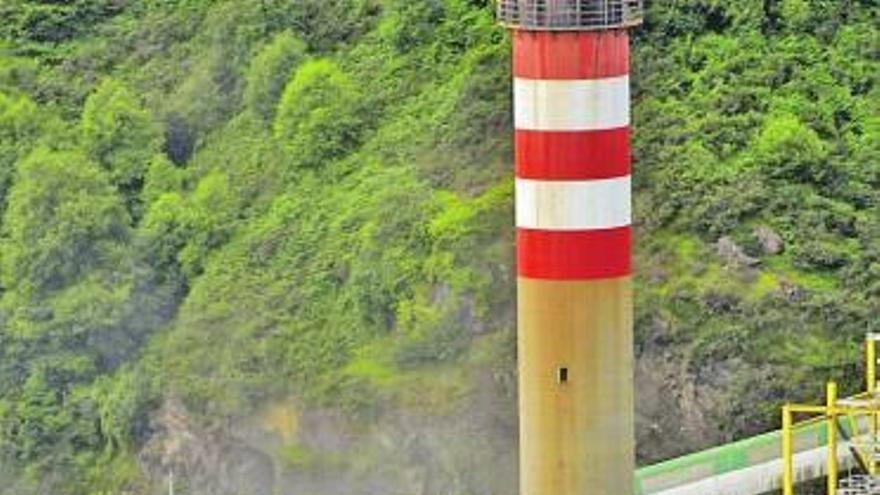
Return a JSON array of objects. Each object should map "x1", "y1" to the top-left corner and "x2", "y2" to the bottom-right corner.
[{"x1": 497, "y1": 0, "x2": 643, "y2": 30}]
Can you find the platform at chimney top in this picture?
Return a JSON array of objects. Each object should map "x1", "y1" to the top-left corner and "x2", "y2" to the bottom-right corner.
[{"x1": 497, "y1": 0, "x2": 643, "y2": 31}]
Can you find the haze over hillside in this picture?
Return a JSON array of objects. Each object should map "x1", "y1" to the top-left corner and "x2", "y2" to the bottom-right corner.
[{"x1": 0, "y1": 0, "x2": 877, "y2": 493}]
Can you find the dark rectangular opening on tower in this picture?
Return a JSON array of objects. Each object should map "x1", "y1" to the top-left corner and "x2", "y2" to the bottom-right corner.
[{"x1": 558, "y1": 367, "x2": 569, "y2": 384}]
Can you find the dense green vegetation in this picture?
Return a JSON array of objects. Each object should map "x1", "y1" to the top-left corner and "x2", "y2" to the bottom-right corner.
[
  {"x1": 0, "y1": 0, "x2": 876, "y2": 492},
  {"x1": 635, "y1": 0, "x2": 879, "y2": 438}
]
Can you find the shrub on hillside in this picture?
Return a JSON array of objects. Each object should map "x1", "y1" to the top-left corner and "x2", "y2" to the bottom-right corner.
[
  {"x1": 273, "y1": 60, "x2": 363, "y2": 169},
  {"x1": 81, "y1": 79, "x2": 162, "y2": 217},
  {"x1": 244, "y1": 31, "x2": 307, "y2": 123}
]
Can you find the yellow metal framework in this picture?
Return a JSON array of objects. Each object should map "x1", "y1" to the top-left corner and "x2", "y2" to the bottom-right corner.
[{"x1": 782, "y1": 334, "x2": 880, "y2": 495}]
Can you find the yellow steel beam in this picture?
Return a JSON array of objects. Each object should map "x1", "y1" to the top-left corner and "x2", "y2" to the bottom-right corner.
[
  {"x1": 869, "y1": 336, "x2": 878, "y2": 474},
  {"x1": 828, "y1": 382, "x2": 838, "y2": 495},
  {"x1": 788, "y1": 405, "x2": 827, "y2": 414},
  {"x1": 867, "y1": 337, "x2": 876, "y2": 394},
  {"x1": 783, "y1": 404, "x2": 794, "y2": 495},
  {"x1": 790, "y1": 404, "x2": 880, "y2": 415}
]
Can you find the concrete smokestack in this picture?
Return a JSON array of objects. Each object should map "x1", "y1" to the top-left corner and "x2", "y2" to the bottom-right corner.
[{"x1": 497, "y1": 1, "x2": 643, "y2": 494}]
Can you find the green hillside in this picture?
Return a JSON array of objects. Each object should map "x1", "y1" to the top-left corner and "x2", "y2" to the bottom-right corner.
[{"x1": 0, "y1": 0, "x2": 877, "y2": 493}]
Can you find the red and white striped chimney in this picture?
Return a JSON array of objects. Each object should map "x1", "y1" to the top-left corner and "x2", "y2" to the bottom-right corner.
[
  {"x1": 499, "y1": 2, "x2": 642, "y2": 494},
  {"x1": 515, "y1": 31, "x2": 632, "y2": 280}
]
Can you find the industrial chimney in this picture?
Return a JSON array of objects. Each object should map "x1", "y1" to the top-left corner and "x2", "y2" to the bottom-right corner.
[{"x1": 497, "y1": 1, "x2": 643, "y2": 494}]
